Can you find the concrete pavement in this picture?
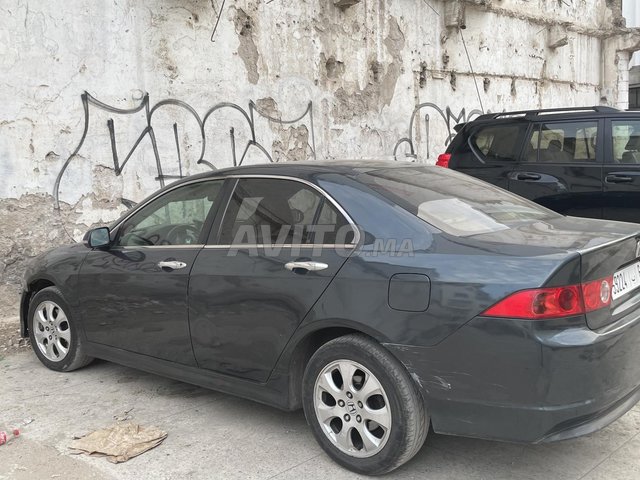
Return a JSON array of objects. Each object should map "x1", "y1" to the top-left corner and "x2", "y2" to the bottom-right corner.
[{"x1": 1, "y1": 346, "x2": 639, "y2": 480}]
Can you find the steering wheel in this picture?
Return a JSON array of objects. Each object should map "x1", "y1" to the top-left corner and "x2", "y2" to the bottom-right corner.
[
  {"x1": 164, "y1": 224, "x2": 201, "y2": 245},
  {"x1": 120, "y1": 232, "x2": 155, "y2": 246}
]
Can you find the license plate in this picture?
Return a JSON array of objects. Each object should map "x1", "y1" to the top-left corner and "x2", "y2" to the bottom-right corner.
[{"x1": 612, "y1": 261, "x2": 640, "y2": 300}]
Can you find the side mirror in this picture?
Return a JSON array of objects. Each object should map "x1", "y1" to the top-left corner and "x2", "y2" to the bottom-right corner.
[{"x1": 83, "y1": 227, "x2": 111, "y2": 249}]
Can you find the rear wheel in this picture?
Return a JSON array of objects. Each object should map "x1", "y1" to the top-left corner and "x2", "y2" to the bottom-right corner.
[
  {"x1": 302, "y1": 334, "x2": 428, "y2": 475},
  {"x1": 28, "y1": 287, "x2": 93, "y2": 372}
]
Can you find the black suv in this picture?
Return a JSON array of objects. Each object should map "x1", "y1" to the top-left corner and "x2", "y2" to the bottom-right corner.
[{"x1": 440, "y1": 106, "x2": 640, "y2": 223}]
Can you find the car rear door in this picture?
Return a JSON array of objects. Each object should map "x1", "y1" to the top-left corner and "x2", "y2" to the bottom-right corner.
[
  {"x1": 508, "y1": 119, "x2": 604, "y2": 218},
  {"x1": 450, "y1": 122, "x2": 528, "y2": 189},
  {"x1": 602, "y1": 117, "x2": 640, "y2": 223},
  {"x1": 188, "y1": 176, "x2": 357, "y2": 382}
]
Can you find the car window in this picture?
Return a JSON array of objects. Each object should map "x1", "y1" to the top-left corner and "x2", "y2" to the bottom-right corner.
[
  {"x1": 116, "y1": 180, "x2": 224, "y2": 247},
  {"x1": 611, "y1": 120, "x2": 640, "y2": 164},
  {"x1": 524, "y1": 121, "x2": 599, "y2": 163},
  {"x1": 356, "y1": 167, "x2": 559, "y2": 237},
  {"x1": 218, "y1": 178, "x2": 353, "y2": 245},
  {"x1": 470, "y1": 124, "x2": 526, "y2": 162}
]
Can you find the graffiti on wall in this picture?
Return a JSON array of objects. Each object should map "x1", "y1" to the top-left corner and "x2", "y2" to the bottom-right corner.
[
  {"x1": 392, "y1": 102, "x2": 484, "y2": 161},
  {"x1": 53, "y1": 92, "x2": 487, "y2": 209},
  {"x1": 53, "y1": 91, "x2": 316, "y2": 208}
]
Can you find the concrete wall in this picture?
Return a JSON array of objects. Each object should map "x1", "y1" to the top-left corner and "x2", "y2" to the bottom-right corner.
[
  {"x1": 623, "y1": 0, "x2": 640, "y2": 88},
  {"x1": 0, "y1": 0, "x2": 631, "y2": 308},
  {"x1": 624, "y1": 0, "x2": 640, "y2": 64}
]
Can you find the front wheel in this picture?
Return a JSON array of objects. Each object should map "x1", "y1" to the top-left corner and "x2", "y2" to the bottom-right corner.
[
  {"x1": 302, "y1": 334, "x2": 428, "y2": 475},
  {"x1": 28, "y1": 286, "x2": 93, "y2": 372}
]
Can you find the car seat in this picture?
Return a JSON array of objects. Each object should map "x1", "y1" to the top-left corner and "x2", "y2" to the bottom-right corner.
[{"x1": 622, "y1": 134, "x2": 640, "y2": 163}]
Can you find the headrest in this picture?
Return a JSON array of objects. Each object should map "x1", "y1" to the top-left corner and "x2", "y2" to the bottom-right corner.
[
  {"x1": 548, "y1": 139, "x2": 562, "y2": 151},
  {"x1": 625, "y1": 134, "x2": 640, "y2": 150}
]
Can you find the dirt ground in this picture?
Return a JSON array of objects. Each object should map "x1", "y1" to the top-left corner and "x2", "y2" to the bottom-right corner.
[
  {"x1": 0, "y1": 317, "x2": 30, "y2": 358},
  {"x1": 1, "y1": 314, "x2": 639, "y2": 480}
]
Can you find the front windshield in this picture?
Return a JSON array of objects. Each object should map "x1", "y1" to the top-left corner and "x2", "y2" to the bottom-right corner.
[{"x1": 356, "y1": 166, "x2": 559, "y2": 237}]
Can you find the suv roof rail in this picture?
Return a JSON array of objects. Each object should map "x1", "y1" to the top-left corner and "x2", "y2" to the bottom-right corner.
[{"x1": 474, "y1": 106, "x2": 620, "y2": 121}]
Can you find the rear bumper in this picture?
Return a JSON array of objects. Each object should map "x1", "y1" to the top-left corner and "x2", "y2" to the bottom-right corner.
[
  {"x1": 386, "y1": 310, "x2": 640, "y2": 443},
  {"x1": 539, "y1": 383, "x2": 640, "y2": 443}
]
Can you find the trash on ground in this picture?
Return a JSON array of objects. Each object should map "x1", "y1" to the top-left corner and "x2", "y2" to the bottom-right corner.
[
  {"x1": 69, "y1": 422, "x2": 167, "y2": 463},
  {"x1": 0, "y1": 428, "x2": 20, "y2": 446}
]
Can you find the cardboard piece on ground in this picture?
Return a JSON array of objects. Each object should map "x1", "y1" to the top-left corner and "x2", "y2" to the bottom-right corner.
[{"x1": 69, "y1": 422, "x2": 167, "y2": 463}]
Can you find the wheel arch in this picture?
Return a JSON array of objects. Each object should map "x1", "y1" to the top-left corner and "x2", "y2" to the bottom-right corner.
[
  {"x1": 281, "y1": 320, "x2": 395, "y2": 410},
  {"x1": 21, "y1": 278, "x2": 56, "y2": 336}
]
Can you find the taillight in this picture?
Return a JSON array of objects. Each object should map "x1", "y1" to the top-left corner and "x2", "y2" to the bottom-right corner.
[
  {"x1": 482, "y1": 276, "x2": 612, "y2": 320},
  {"x1": 436, "y1": 153, "x2": 451, "y2": 167},
  {"x1": 581, "y1": 276, "x2": 612, "y2": 312}
]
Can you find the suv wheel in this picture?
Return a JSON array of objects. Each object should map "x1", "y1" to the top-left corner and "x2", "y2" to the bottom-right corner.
[
  {"x1": 302, "y1": 334, "x2": 428, "y2": 475},
  {"x1": 28, "y1": 286, "x2": 93, "y2": 372}
]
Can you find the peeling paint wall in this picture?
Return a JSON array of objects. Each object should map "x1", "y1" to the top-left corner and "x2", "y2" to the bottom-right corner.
[{"x1": 0, "y1": 0, "x2": 636, "y2": 308}]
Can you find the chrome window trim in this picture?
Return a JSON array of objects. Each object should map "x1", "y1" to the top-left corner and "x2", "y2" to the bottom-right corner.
[
  {"x1": 109, "y1": 173, "x2": 360, "y2": 249},
  {"x1": 220, "y1": 174, "x2": 361, "y2": 248},
  {"x1": 203, "y1": 244, "x2": 356, "y2": 249},
  {"x1": 111, "y1": 245, "x2": 206, "y2": 250}
]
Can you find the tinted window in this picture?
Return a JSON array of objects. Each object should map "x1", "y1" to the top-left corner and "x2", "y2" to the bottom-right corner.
[
  {"x1": 219, "y1": 178, "x2": 352, "y2": 245},
  {"x1": 356, "y1": 167, "x2": 558, "y2": 237},
  {"x1": 524, "y1": 121, "x2": 599, "y2": 163},
  {"x1": 470, "y1": 124, "x2": 526, "y2": 162},
  {"x1": 611, "y1": 120, "x2": 640, "y2": 164},
  {"x1": 116, "y1": 181, "x2": 223, "y2": 246}
]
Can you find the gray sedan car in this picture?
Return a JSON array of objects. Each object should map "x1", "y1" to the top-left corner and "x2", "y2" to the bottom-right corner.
[{"x1": 21, "y1": 162, "x2": 640, "y2": 474}]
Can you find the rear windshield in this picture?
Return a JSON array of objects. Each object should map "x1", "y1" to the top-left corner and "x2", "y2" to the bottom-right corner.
[{"x1": 356, "y1": 166, "x2": 559, "y2": 236}]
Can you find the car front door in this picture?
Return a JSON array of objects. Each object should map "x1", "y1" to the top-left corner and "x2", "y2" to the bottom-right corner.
[
  {"x1": 78, "y1": 179, "x2": 225, "y2": 365},
  {"x1": 188, "y1": 176, "x2": 357, "y2": 382},
  {"x1": 508, "y1": 119, "x2": 604, "y2": 219},
  {"x1": 603, "y1": 118, "x2": 640, "y2": 223}
]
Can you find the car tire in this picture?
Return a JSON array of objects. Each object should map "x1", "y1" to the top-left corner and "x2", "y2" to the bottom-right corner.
[
  {"x1": 302, "y1": 333, "x2": 428, "y2": 475},
  {"x1": 28, "y1": 286, "x2": 93, "y2": 372}
]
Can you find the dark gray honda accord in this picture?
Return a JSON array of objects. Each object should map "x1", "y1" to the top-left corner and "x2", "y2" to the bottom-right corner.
[{"x1": 21, "y1": 162, "x2": 640, "y2": 475}]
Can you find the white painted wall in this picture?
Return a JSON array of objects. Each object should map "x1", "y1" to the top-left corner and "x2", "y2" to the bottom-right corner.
[
  {"x1": 623, "y1": 0, "x2": 640, "y2": 66},
  {"x1": 0, "y1": 0, "x2": 627, "y2": 307}
]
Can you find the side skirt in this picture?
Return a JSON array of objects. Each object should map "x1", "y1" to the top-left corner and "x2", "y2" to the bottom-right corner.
[{"x1": 86, "y1": 342, "x2": 295, "y2": 411}]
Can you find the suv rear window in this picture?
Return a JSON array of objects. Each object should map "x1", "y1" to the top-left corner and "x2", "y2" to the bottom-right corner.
[
  {"x1": 357, "y1": 167, "x2": 558, "y2": 237},
  {"x1": 470, "y1": 124, "x2": 526, "y2": 162}
]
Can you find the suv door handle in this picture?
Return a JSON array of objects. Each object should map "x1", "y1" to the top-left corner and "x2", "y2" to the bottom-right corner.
[
  {"x1": 515, "y1": 173, "x2": 542, "y2": 181},
  {"x1": 157, "y1": 260, "x2": 188, "y2": 270},
  {"x1": 605, "y1": 174, "x2": 634, "y2": 184},
  {"x1": 285, "y1": 261, "x2": 329, "y2": 272}
]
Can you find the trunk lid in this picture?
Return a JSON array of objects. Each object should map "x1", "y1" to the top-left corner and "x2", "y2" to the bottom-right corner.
[
  {"x1": 580, "y1": 233, "x2": 640, "y2": 329},
  {"x1": 470, "y1": 216, "x2": 640, "y2": 329}
]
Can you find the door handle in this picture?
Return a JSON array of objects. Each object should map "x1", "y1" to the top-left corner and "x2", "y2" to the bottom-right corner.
[
  {"x1": 515, "y1": 173, "x2": 542, "y2": 181},
  {"x1": 157, "y1": 260, "x2": 188, "y2": 270},
  {"x1": 605, "y1": 174, "x2": 634, "y2": 184},
  {"x1": 285, "y1": 261, "x2": 329, "y2": 272}
]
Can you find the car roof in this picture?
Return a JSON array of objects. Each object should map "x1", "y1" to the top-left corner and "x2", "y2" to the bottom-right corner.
[
  {"x1": 169, "y1": 160, "x2": 413, "y2": 185},
  {"x1": 466, "y1": 106, "x2": 640, "y2": 127},
  {"x1": 110, "y1": 160, "x2": 421, "y2": 229}
]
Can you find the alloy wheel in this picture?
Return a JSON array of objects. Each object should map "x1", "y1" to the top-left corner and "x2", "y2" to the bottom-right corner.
[
  {"x1": 313, "y1": 359, "x2": 392, "y2": 458},
  {"x1": 33, "y1": 300, "x2": 71, "y2": 362}
]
